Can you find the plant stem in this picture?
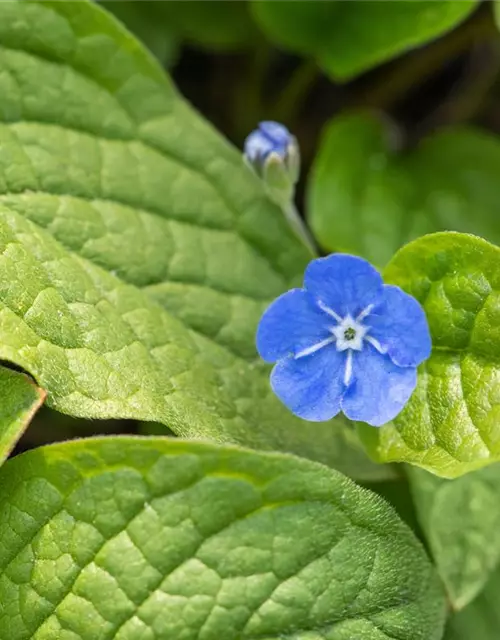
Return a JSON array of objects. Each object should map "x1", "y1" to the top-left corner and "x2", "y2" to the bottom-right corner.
[
  {"x1": 284, "y1": 201, "x2": 317, "y2": 255},
  {"x1": 270, "y1": 59, "x2": 321, "y2": 125}
]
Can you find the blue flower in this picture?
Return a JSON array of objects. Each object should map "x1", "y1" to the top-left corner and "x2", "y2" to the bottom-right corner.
[{"x1": 256, "y1": 254, "x2": 431, "y2": 426}]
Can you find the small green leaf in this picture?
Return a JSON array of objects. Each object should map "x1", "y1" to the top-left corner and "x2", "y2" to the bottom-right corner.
[
  {"x1": 0, "y1": 437, "x2": 446, "y2": 640},
  {"x1": 408, "y1": 464, "x2": 500, "y2": 609},
  {"x1": 308, "y1": 113, "x2": 500, "y2": 266},
  {"x1": 444, "y1": 563, "x2": 500, "y2": 639},
  {"x1": 0, "y1": 0, "x2": 382, "y2": 474},
  {"x1": 252, "y1": 1, "x2": 478, "y2": 80},
  {"x1": 359, "y1": 232, "x2": 500, "y2": 478},
  {"x1": 0, "y1": 366, "x2": 45, "y2": 465}
]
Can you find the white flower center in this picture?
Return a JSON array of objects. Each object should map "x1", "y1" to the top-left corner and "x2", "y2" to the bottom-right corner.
[
  {"x1": 331, "y1": 315, "x2": 367, "y2": 352},
  {"x1": 294, "y1": 302, "x2": 387, "y2": 387}
]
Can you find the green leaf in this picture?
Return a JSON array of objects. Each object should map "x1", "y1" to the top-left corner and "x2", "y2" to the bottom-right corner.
[
  {"x1": 252, "y1": 1, "x2": 478, "y2": 80},
  {"x1": 358, "y1": 231, "x2": 500, "y2": 478},
  {"x1": 308, "y1": 113, "x2": 500, "y2": 266},
  {"x1": 0, "y1": 366, "x2": 45, "y2": 465},
  {"x1": 0, "y1": 0, "x2": 382, "y2": 476},
  {"x1": 155, "y1": 0, "x2": 259, "y2": 51},
  {"x1": 444, "y1": 563, "x2": 500, "y2": 640},
  {"x1": 0, "y1": 437, "x2": 446, "y2": 639},
  {"x1": 408, "y1": 464, "x2": 500, "y2": 609},
  {"x1": 363, "y1": 477, "x2": 420, "y2": 535},
  {"x1": 494, "y1": 0, "x2": 500, "y2": 32},
  {"x1": 100, "y1": 1, "x2": 179, "y2": 65}
]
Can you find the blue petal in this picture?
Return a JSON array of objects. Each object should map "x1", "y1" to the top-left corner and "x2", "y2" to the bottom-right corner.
[
  {"x1": 259, "y1": 121, "x2": 291, "y2": 147},
  {"x1": 304, "y1": 254, "x2": 383, "y2": 319},
  {"x1": 244, "y1": 130, "x2": 274, "y2": 162},
  {"x1": 368, "y1": 285, "x2": 431, "y2": 367},
  {"x1": 271, "y1": 346, "x2": 345, "y2": 421},
  {"x1": 256, "y1": 289, "x2": 332, "y2": 363},
  {"x1": 341, "y1": 344, "x2": 417, "y2": 426}
]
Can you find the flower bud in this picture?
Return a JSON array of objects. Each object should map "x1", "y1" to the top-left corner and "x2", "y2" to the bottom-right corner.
[{"x1": 244, "y1": 121, "x2": 300, "y2": 205}]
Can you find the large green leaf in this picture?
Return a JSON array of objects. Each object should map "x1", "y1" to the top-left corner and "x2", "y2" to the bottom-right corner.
[
  {"x1": 0, "y1": 0, "x2": 386, "y2": 473},
  {"x1": 308, "y1": 113, "x2": 500, "y2": 267},
  {"x1": 0, "y1": 366, "x2": 45, "y2": 465},
  {"x1": 444, "y1": 563, "x2": 500, "y2": 640},
  {"x1": 359, "y1": 232, "x2": 500, "y2": 478},
  {"x1": 252, "y1": 1, "x2": 478, "y2": 80},
  {"x1": 408, "y1": 465, "x2": 500, "y2": 609},
  {"x1": 0, "y1": 437, "x2": 446, "y2": 639}
]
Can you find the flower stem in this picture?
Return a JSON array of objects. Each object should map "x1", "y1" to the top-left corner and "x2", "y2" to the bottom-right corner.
[
  {"x1": 270, "y1": 60, "x2": 321, "y2": 125},
  {"x1": 283, "y1": 201, "x2": 317, "y2": 255}
]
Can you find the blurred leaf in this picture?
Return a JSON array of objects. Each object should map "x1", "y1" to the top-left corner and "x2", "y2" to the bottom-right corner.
[
  {"x1": 0, "y1": 437, "x2": 446, "y2": 640},
  {"x1": 156, "y1": 0, "x2": 259, "y2": 51},
  {"x1": 408, "y1": 465, "x2": 500, "y2": 610},
  {"x1": 252, "y1": 0, "x2": 478, "y2": 80},
  {"x1": 308, "y1": 113, "x2": 500, "y2": 266},
  {"x1": 100, "y1": 1, "x2": 179, "y2": 65},
  {"x1": 0, "y1": 367, "x2": 45, "y2": 465},
  {"x1": 445, "y1": 563, "x2": 500, "y2": 639},
  {"x1": 358, "y1": 232, "x2": 500, "y2": 478},
  {"x1": 494, "y1": 0, "x2": 500, "y2": 32}
]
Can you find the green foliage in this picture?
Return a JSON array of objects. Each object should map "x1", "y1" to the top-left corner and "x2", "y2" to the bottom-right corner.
[
  {"x1": 0, "y1": 0, "x2": 389, "y2": 474},
  {"x1": 0, "y1": 437, "x2": 446, "y2": 640},
  {"x1": 308, "y1": 113, "x2": 500, "y2": 266},
  {"x1": 103, "y1": 0, "x2": 479, "y2": 69},
  {"x1": 0, "y1": 366, "x2": 45, "y2": 465},
  {"x1": 252, "y1": 0, "x2": 478, "y2": 80},
  {"x1": 445, "y1": 563, "x2": 500, "y2": 639},
  {"x1": 408, "y1": 465, "x2": 500, "y2": 610},
  {"x1": 359, "y1": 232, "x2": 500, "y2": 478},
  {"x1": 0, "y1": 2, "x2": 498, "y2": 638}
]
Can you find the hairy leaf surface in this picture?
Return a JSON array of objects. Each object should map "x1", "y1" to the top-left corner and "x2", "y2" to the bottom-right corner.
[
  {"x1": 0, "y1": 437, "x2": 446, "y2": 639},
  {"x1": 0, "y1": 366, "x2": 45, "y2": 465}
]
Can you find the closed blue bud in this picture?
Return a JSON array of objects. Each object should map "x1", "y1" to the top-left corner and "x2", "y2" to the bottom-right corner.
[
  {"x1": 256, "y1": 253, "x2": 431, "y2": 426},
  {"x1": 244, "y1": 121, "x2": 300, "y2": 187}
]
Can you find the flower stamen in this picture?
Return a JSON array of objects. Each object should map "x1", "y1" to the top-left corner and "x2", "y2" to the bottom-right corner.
[{"x1": 344, "y1": 327, "x2": 356, "y2": 341}]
